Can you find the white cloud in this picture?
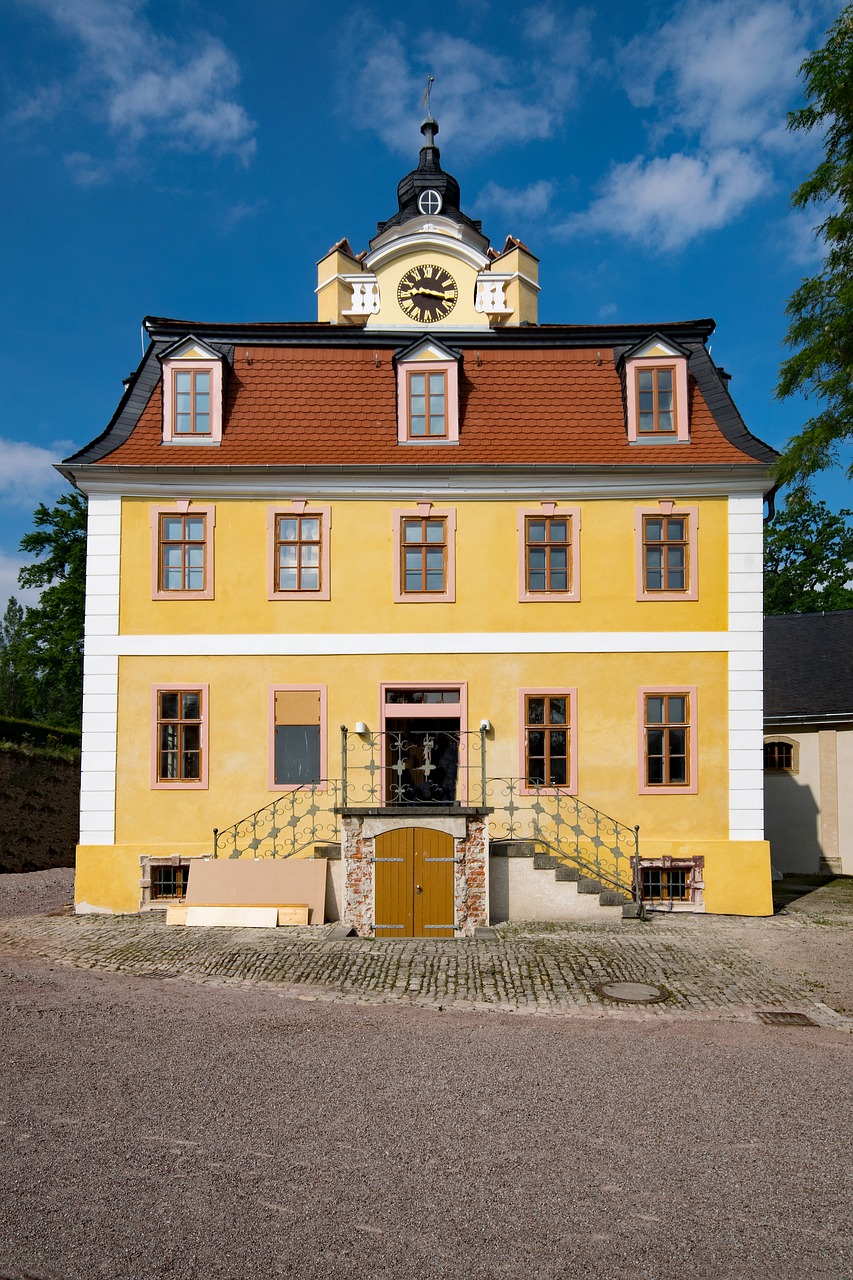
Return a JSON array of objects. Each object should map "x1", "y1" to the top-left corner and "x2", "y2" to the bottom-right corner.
[
  {"x1": 561, "y1": 149, "x2": 771, "y2": 252},
  {"x1": 0, "y1": 438, "x2": 68, "y2": 510},
  {"x1": 780, "y1": 206, "x2": 826, "y2": 266},
  {"x1": 618, "y1": 0, "x2": 812, "y2": 151},
  {"x1": 477, "y1": 180, "x2": 556, "y2": 219},
  {"x1": 345, "y1": 8, "x2": 593, "y2": 157},
  {"x1": 17, "y1": 0, "x2": 256, "y2": 166}
]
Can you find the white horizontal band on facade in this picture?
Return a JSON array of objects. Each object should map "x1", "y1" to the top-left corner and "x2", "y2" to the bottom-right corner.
[{"x1": 85, "y1": 630, "x2": 752, "y2": 658}]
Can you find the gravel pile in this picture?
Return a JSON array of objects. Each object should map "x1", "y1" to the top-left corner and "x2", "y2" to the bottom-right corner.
[{"x1": 0, "y1": 867, "x2": 74, "y2": 918}]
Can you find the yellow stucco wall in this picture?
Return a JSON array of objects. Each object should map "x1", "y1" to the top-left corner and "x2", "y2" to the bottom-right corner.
[{"x1": 120, "y1": 497, "x2": 729, "y2": 635}]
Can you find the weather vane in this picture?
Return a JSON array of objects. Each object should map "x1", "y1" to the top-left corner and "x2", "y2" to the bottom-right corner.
[{"x1": 423, "y1": 74, "x2": 435, "y2": 114}]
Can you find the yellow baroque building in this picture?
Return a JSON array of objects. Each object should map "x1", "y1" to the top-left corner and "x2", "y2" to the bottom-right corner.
[{"x1": 61, "y1": 116, "x2": 777, "y2": 929}]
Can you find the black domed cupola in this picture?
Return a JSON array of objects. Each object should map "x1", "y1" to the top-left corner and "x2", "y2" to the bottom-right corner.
[{"x1": 374, "y1": 115, "x2": 484, "y2": 240}]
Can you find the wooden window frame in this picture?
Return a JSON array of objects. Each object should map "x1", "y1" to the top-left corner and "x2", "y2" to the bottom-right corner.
[
  {"x1": 407, "y1": 369, "x2": 448, "y2": 439},
  {"x1": 392, "y1": 506, "x2": 456, "y2": 603},
  {"x1": 161, "y1": 357, "x2": 223, "y2": 444},
  {"x1": 379, "y1": 682, "x2": 468, "y2": 804},
  {"x1": 625, "y1": 355, "x2": 689, "y2": 444},
  {"x1": 150, "y1": 684, "x2": 209, "y2": 790},
  {"x1": 267, "y1": 503, "x2": 331, "y2": 601},
  {"x1": 396, "y1": 359, "x2": 459, "y2": 444},
  {"x1": 150, "y1": 504, "x2": 215, "y2": 601},
  {"x1": 517, "y1": 506, "x2": 581, "y2": 602},
  {"x1": 268, "y1": 685, "x2": 328, "y2": 792},
  {"x1": 518, "y1": 688, "x2": 578, "y2": 796},
  {"x1": 763, "y1": 737, "x2": 798, "y2": 773},
  {"x1": 638, "y1": 687, "x2": 698, "y2": 795},
  {"x1": 634, "y1": 503, "x2": 698, "y2": 601}
]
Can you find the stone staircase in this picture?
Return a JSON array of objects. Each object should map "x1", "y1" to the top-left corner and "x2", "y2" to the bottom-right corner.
[{"x1": 490, "y1": 839, "x2": 640, "y2": 922}]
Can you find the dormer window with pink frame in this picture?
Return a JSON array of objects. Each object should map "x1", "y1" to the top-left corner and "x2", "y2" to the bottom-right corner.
[
  {"x1": 160, "y1": 336, "x2": 225, "y2": 445},
  {"x1": 395, "y1": 336, "x2": 460, "y2": 445},
  {"x1": 624, "y1": 335, "x2": 690, "y2": 444}
]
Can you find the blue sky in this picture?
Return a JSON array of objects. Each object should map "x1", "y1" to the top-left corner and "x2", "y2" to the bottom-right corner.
[{"x1": 0, "y1": 0, "x2": 848, "y2": 611}]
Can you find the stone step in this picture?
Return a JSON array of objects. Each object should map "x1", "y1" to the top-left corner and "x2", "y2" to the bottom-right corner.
[
  {"x1": 554, "y1": 865, "x2": 581, "y2": 882},
  {"x1": 599, "y1": 888, "x2": 629, "y2": 907},
  {"x1": 533, "y1": 852, "x2": 561, "y2": 871},
  {"x1": 577, "y1": 876, "x2": 603, "y2": 895}
]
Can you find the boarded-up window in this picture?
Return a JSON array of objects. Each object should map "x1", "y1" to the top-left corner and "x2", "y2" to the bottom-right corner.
[{"x1": 274, "y1": 689, "x2": 321, "y2": 786}]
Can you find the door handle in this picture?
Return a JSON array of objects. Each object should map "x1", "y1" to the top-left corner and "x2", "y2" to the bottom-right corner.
[{"x1": 416, "y1": 884, "x2": 423, "y2": 895}]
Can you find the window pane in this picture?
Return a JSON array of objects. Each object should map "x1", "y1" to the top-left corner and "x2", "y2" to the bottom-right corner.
[
  {"x1": 550, "y1": 569, "x2": 568, "y2": 590},
  {"x1": 639, "y1": 392, "x2": 655, "y2": 412},
  {"x1": 425, "y1": 549, "x2": 443, "y2": 571},
  {"x1": 550, "y1": 549, "x2": 567, "y2": 571},
  {"x1": 410, "y1": 374, "x2": 425, "y2": 395},
  {"x1": 181, "y1": 693, "x2": 200, "y2": 719},
  {"x1": 647, "y1": 757, "x2": 664, "y2": 785},
  {"x1": 527, "y1": 698, "x2": 545, "y2": 725},
  {"x1": 302, "y1": 518, "x2": 320, "y2": 541},
  {"x1": 403, "y1": 522, "x2": 421, "y2": 543},
  {"x1": 425, "y1": 571, "x2": 443, "y2": 591},
  {"x1": 301, "y1": 568, "x2": 320, "y2": 590},
  {"x1": 182, "y1": 724, "x2": 200, "y2": 752},
  {"x1": 410, "y1": 417, "x2": 426, "y2": 436},
  {"x1": 647, "y1": 730, "x2": 665, "y2": 756},
  {"x1": 639, "y1": 413, "x2": 655, "y2": 432},
  {"x1": 425, "y1": 522, "x2": 444, "y2": 543},
  {"x1": 162, "y1": 518, "x2": 183, "y2": 541},
  {"x1": 657, "y1": 369, "x2": 672, "y2": 391},
  {"x1": 529, "y1": 570, "x2": 547, "y2": 590},
  {"x1": 669, "y1": 756, "x2": 687, "y2": 784},
  {"x1": 645, "y1": 519, "x2": 662, "y2": 541},
  {"x1": 163, "y1": 546, "x2": 183, "y2": 569},
  {"x1": 528, "y1": 520, "x2": 546, "y2": 542},
  {"x1": 186, "y1": 547, "x2": 204, "y2": 569},
  {"x1": 279, "y1": 518, "x2": 298, "y2": 542},
  {"x1": 646, "y1": 697, "x2": 664, "y2": 723},
  {"x1": 550, "y1": 521, "x2": 567, "y2": 542},
  {"x1": 279, "y1": 568, "x2": 298, "y2": 590},
  {"x1": 301, "y1": 545, "x2": 320, "y2": 567},
  {"x1": 195, "y1": 394, "x2": 210, "y2": 414},
  {"x1": 528, "y1": 731, "x2": 545, "y2": 753},
  {"x1": 528, "y1": 549, "x2": 547, "y2": 570},
  {"x1": 404, "y1": 549, "x2": 423, "y2": 572},
  {"x1": 667, "y1": 519, "x2": 684, "y2": 540},
  {"x1": 275, "y1": 724, "x2": 321, "y2": 785},
  {"x1": 279, "y1": 545, "x2": 298, "y2": 568},
  {"x1": 410, "y1": 395, "x2": 426, "y2": 415},
  {"x1": 638, "y1": 370, "x2": 653, "y2": 390},
  {"x1": 428, "y1": 374, "x2": 444, "y2": 395},
  {"x1": 429, "y1": 415, "x2": 445, "y2": 434},
  {"x1": 160, "y1": 693, "x2": 179, "y2": 719},
  {"x1": 186, "y1": 567, "x2": 204, "y2": 591},
  {"x1": 185, "y1": 518, "x2": 205, "y2": 541},
  {"x1": 195, "y1": 372, "x2": 210, "y2": 393},
  {"x1": 549, "y1": 759, "x2": 567, "y2": 785},
  {"x1": 182, "y1": 751, "x2": 200, "y2": 780},
  {"x1": 549, "y1": 699, "x2": 567, "y2": 724},
  {"x1": 175, "y1": 372, "x2": 192, "y2": 392},
  {"x1": 194, "y1": 414, "x2": 210, "y2": 434},
  {"x1": 668, "y1": 728, "x2": 687, "y2": 756},
  {"x1": 549, "y1": 731, "x2": 567, "y2": 753},
  {"x1": 669, "y1": 697, "x2": 687, "y2": 722}
]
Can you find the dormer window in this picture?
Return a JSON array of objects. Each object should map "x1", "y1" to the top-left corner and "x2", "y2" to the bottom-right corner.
[
  {"x1": 396, "y1": 337, "x2": 460, "y2": 444},
  {"x1": 160, "y1": 337, "x2": 225, "y2": 445},
  {"x1": 624, "y1": 336, "x2": 690, "y2": 444}
]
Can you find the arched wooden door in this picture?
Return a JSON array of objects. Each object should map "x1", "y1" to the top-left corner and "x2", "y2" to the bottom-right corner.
[{"x1": 374, "y1": 827, "x2": 455, "y2": 938}]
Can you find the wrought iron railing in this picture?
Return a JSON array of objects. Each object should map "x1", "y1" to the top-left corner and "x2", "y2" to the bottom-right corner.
[
  {"x1": 213, "y1": 779, "x2": 341, "y2": 860},
  {"x1": 486, "y1": 777, "x2": 640, "y2": 901},
  {"x1": 340, "y1": 726, "x2": 488, "y2": 807}
]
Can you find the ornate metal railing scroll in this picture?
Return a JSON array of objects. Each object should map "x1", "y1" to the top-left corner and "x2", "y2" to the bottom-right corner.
[
  {"x1": 340, "y1": 726, "x2": 487, "y2": 808},
  {"x1": 213, "y1": 780, "x2": 341, "y2": 861},
  {"x1": 486, "y1": 777, "x2": 640, "y2": 900}
]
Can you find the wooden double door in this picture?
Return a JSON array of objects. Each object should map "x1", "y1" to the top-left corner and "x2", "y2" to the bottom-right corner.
[{"x1": 374, "y1": 827, "x2": 455, "y2": 938}]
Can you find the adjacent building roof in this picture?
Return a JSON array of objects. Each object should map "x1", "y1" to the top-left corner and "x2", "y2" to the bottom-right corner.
[
  {"x1": 765, "y1": 611, "x2": 853, "y2": 724},
  {"x1": 61, "y1": 319, "x2": 778, "y2": 473}
]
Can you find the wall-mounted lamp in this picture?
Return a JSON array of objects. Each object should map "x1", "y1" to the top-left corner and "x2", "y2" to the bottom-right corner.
[
  {"x1": 479, "y1": 719, "x2": 492, "y2": 732},
  {"x1": 354, "y1": 721, "x2": 368, "y2": 735}
]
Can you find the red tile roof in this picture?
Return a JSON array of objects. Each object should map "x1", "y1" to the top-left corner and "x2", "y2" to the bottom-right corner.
[{"x1": 96, "y1": 345, "x2": 764, "y2": 468}]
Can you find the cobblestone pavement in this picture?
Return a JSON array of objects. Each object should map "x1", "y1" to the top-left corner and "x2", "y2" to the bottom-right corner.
[{"x1": 0, "y1": 909, "x2": 849, "y2": 1029}]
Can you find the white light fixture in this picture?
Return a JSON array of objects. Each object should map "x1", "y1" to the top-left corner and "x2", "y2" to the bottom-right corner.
[
  {"x1": 354, "y1": 721, "x2": 368, "y2": 735},
  {"x1": 479, "y1": 719, "x2": 492, "y2": 732}
]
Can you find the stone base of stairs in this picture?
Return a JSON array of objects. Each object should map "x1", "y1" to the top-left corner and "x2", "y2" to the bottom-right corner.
[{"x1": 489, "y1": 842, "x2": 628, "y2": 924}]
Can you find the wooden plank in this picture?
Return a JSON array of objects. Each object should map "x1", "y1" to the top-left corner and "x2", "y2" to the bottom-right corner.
[
  {"x1": 277, "y1": 905, "x2": 309, "y2": 925},
  {"x1": 165, "y1": 903, "x2": 189, "y2": 926},
  {"x1": 185, "y1": 906, "x2": 279, "y2": 929}
]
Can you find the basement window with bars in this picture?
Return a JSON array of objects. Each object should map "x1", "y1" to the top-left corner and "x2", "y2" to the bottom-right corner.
[
  {"x1": 639, "y1": 857, "x2": 703, "y2": 910},
  {"x1": 140, "y1": 856, "x2": 191, "y2": 909}
]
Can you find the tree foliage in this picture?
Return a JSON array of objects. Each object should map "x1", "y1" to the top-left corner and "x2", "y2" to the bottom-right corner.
[
  {"x1": 1, "y1": 491, "x2": 89, "y2": 728},
  {"x1": 764, "y1": 492, "x2": 853, "y2": 614},
  {"x1": 0, "y1": 597, "x2": 36, "y2": 720},
  {"x1": 775, "y1": 5, "x2": 853, "y2": 488}
]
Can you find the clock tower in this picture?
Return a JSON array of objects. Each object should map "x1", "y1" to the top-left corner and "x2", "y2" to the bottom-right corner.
[{"x1": 316, "y1": 113, "x2": 539, "y2": 329}]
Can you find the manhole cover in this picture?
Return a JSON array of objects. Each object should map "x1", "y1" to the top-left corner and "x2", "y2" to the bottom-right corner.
[
  {"x1": 756, "y1": 1010, "x2": 818, "y2": 1027},
  {"x1": 594, "y1": 981, "x2": 670, "y2": 1004}
]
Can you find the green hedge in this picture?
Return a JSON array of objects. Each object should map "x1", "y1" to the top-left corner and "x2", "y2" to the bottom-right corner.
[{"x1": 0, "y1": 716, "x2": 81, "y2": 749}]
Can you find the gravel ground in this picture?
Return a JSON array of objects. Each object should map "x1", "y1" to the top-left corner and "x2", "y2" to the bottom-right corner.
[
  {"x1": 0, "y1": 869, "x2": 851, "y2": 1279},
  {"x1": 0, "y1": 868, "x2": 75, "y2": 919}
]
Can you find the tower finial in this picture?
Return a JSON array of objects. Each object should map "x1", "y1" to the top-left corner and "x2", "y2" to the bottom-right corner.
[{"x1": 422, "y1": 74, "x2": 435, "y2": 115}]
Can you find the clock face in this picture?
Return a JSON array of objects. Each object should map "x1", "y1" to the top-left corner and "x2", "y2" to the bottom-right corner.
[{"x1": 396, "y1": 264, "x2": 458, "y2": 322}]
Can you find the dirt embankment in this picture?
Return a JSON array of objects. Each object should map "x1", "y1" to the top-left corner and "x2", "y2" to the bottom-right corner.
[{"x1": 0, "y1": 748, "x2": 79, "y2": 873}]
